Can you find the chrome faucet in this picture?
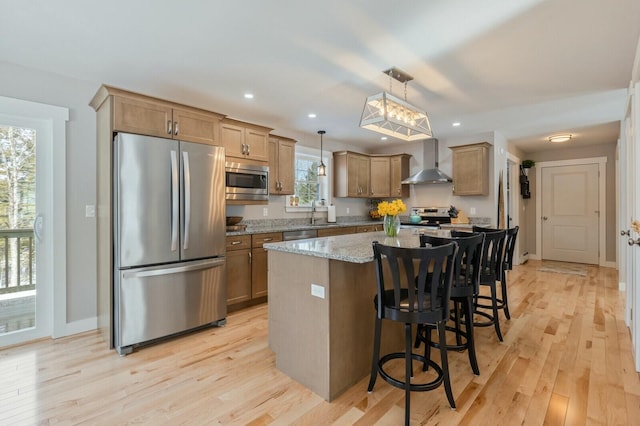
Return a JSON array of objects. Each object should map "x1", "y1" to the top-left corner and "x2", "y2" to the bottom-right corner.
[{"x1": 311, "y1": 199, "x2": 316, "y2": 225}]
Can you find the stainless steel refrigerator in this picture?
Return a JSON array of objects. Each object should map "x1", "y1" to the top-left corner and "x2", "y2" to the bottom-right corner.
[{"x1": 113, "y1": 132, "x2": 226, "y2": 355}]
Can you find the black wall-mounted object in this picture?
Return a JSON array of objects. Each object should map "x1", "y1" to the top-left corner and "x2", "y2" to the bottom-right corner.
[{"x1": 519, "y1": 166, "x2": 531, "y2": 199}]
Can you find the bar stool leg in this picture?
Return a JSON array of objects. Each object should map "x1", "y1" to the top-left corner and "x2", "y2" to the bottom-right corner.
[
  {"x1": 368, "y1": 316, "x2": 382, "y2": 392},
  {"x1": 404, "y1": 323, "x2": 412, "y2": 426},
  {"x1": 464, "y1": 296, "x2": 480, "y2": 375},
  {"x1": 502, "y1": 272, "x2": 510, "y2": 320},
  {"x1": 490, "y1": 282, "x2": 503, "y2": 342},
  {"x1": 438, "y1": 321, "x2": 456, "y2": 409}
]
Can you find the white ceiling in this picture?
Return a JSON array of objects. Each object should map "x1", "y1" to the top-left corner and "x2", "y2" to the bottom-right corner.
[{"x1": 2, "y1": 0, "x2": 639, "y2": 153}]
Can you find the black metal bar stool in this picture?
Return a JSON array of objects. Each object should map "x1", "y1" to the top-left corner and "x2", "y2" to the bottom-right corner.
[
  {"x1": 415, "y1": 231, "x2": 485, "y2": 375},
  {"x1": 368, "y1": 240, "x2": 458, "y2": 426},
  {"x1": 471, "y1": 227, "x2": 507, "y2": 341},
  {"x1": 473, "y1": 226, "x2": 519, "y2": 319}
]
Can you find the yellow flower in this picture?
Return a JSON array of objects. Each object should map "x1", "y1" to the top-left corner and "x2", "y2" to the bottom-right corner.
[{"x1": 376, "y1": 199, "x2": 406, "y2": 217}]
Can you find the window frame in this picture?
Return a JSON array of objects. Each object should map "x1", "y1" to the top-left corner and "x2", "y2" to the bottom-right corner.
[{"x1": 285, "y1": 145, "x2": 331, "y2": 212}]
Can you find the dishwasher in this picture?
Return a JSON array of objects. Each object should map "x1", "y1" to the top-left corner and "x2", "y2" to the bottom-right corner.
[{"x1": 282, "y1": 229, "x2": 318, "y2": 241}]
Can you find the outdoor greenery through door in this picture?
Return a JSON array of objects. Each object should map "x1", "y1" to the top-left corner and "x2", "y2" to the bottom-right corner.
[{"x1": 0, "y1": 124, "x2": 36, "y2": 334}]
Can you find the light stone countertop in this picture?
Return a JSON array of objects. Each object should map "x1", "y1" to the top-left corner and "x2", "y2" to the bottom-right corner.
[{"x1": 263, "y1": 228, "x2": 453, "y2": 263}]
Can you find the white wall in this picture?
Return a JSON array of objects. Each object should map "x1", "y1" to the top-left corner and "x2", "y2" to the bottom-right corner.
[{"x1": 0, "y1": 61, "x2": 98, "y2": 326}]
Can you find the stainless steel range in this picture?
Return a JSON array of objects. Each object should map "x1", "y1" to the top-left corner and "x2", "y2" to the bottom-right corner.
[{"x1": 403, "y1": 206, "x2": 452, "y2": 228}]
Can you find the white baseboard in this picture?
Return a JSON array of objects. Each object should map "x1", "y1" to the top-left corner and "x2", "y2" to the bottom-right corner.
[
  {"x1": 601, "y1": 260, "x2": 617, "y2": 269},
  {"x1": 60, "y1": 316, "x2": 97, "y2": 338}
]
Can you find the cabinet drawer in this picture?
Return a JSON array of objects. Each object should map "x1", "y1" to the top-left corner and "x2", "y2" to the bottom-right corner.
[
  {"x1": 252, "y1": 232, "x2": 283, "y2": 248},
  {"x1": 356, "y1": 224, "x2": 382, "y2": 233},
  {"x1": 317, "y1": 227, "x2": 356, "y2": 237},
  {"x1": 226, "y1": 235, "x2": 251, "y2": 251}
]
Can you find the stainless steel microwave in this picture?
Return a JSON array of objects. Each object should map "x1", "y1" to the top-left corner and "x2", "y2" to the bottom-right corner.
[{"x1": 225, "y1": 162, "x2": 269, "y2": 201}]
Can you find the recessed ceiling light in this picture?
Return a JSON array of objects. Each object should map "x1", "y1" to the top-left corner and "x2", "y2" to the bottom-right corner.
[
  {"x1": 381, "y1": 136, "x2": 388, "y2": 141},
  {"x1": 308, "y1": 113, "x2": 317, "y2": 118},
  {"x1": 452, "y1": 122, "x2": 461, "y2": 127},
  {"x1": 244, "y1": 93, "x2": 254, "y2": 99},
  {"x1": 548, "y1": 134, "x2": 572, "y2": 143}
]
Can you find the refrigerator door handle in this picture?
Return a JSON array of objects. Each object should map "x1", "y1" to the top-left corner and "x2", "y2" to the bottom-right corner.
[
  {"x1": 122, "y1": 258, "x2": 225, "y2": 279},
  {"x1": 170, "y1": 150, "x2": 179, "y2": 251},
  {"x1": 182, "y1": 150, "x2": 191, "y2": 250}
]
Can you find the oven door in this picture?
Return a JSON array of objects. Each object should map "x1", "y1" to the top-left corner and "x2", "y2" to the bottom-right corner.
[{"x1": 225, "y1": 162, "x2": 269, "y2": 201}]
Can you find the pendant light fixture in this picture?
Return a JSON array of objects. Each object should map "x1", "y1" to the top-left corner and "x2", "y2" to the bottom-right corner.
[
  {"x1": 317, "y1": 130, "x2": 326, "y2": 177},
  {"x1": 360, "y1": 67, "x2": 433, "y2": 141}
]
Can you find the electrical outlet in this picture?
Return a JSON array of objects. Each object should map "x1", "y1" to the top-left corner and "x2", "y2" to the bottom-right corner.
[
  {"x1": 311, "y1": 284, "x2": 325, "y2": 299},
  {"x1": 263, "y1": 207, "x2": 268, "y2": 217},
  {"x1": 470, "y1": 207, "x2": 476, "y2": 215},
  {"x1": 346, "y1": 207, "x2": 350, "y2": 214},
  {"x1": 85, "y1": 204, "x2": 95, "y2": 218}
]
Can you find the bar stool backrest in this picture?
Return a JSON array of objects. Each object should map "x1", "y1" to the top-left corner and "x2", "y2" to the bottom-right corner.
[
  {"x1": 420, "y1": 232, "x2": 484, "y2": 296},
  {"x1": 472, "y1": 226, "x2": 507, "y2": 281},
  {"x1": 371, "y1": 241, "x2": 457, "y2": 325}
]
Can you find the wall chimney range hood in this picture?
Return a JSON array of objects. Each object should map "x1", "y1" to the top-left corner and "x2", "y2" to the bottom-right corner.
[{"x1": 401, "y1": 138, "x2": 453, "y2": 184}]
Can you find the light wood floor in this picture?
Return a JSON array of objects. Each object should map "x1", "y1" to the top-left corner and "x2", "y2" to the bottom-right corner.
[{"x1": 2, "y1": 260, "x2": 639, "y2": 425}]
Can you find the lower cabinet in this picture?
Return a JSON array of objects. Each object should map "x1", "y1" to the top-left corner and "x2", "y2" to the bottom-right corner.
[
  {"x1": 317, "y1": 226, "x2": 356, "y2": 237},
  {"x1": 356, "y1": 224, "x2": 383, "y2": 233},
  {"x1": 226, "y1": 232, "x2": 282, "y2": 310},
  {"x1": 226, "y1": 235, "x2": 252, "y2": 305},
  {"x1": 251, "y1": 233, "x2": 282, "y2": 299}
]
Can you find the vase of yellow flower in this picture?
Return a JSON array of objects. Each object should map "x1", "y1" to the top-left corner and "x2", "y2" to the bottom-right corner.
[{"x1": 377, "y1": 199, "x2": 406, "y2": 237}]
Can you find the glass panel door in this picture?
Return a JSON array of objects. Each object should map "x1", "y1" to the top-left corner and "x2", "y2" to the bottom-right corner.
[{"x1": 0, "y1": 124, "x2": 37, "y2": 335}]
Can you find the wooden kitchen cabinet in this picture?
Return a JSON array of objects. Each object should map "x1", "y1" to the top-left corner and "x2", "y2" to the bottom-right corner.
[
  {"x1": 450, "y1": 142, "x2": 491, "y2": 196},
  {"x1": 221, "y1": 118, "x2": 271, "y2": 162},
  {"x1": 225, "y1": 235, "x2": 252, "y2": 305},
  {"x1": 356, "y1": 224, "x2": 382, "y2": 233},
  {"x1": 317, "y1": 226, "x2": 357, "y2": 237},
  {"x1": 390, "y1": 154, "x2": 411, "y2": 198},
  {"x1": 268, "y1": 135, "x2": 296, "y2": 195},
  {"x1": 251, "y1": 232, "x2": 283, "y2": 299},
  {"x1": 333, "y1": 151, "x2": 370, "y2": 198},
  {"x1": 369, "y1": 156, "x2": 390, "y2": 197},
  {"x1": 108, "y1": 89, "x2": 223, "y2": 145}
]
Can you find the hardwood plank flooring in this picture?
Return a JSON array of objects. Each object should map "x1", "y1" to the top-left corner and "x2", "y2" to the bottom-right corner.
[{"x1": 1, "y1": 260, "x2": 639, "y2": 425}]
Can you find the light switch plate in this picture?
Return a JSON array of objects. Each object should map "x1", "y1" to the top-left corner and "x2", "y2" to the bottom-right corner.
[
  {"x1": 85, "y1": 204, "x2": 96, "y2": 218},
  {"x1": 311, "y1": 284, "x2": 325, "y2": 299}
]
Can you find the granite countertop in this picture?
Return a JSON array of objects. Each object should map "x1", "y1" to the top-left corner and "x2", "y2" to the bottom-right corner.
[
  {"x1": 226, "y1": 220, "x2": 382, "y2": 236},
  {"x1": 263, "y1": 228, "x2": 453, "y2": 263}
]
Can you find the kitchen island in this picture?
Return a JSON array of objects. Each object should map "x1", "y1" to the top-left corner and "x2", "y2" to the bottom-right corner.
[{"x1": 264, "y1": 229, "x2": 450, "y2": 401}]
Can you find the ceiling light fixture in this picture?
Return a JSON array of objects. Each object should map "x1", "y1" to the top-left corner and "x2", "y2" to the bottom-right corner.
[
  {"x1": 308, "y1": 113, "x2": 317, "y2": 118},
  {"x1": 244, "y1": 93, "x2": 254, "y2": 99},
  {"x1": 360, "y1": 67, "x2": 432, "y2": 141},
  {"x1": 548, "y1": 134, "x2": 572, "y2": 143},
  {"x1": 452, "y1": 122, "x2": 461, "y2": 127},
  {"x1": 317, "y1": 130, "x2": 326, "y2": 177}
]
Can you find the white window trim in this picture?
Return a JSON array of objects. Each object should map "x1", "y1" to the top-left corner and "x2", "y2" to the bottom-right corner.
[{"x1": 285, "y1": 145, "x2": 332, "y2": 212}]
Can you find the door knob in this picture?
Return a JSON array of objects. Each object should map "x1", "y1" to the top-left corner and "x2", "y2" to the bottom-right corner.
[
  {"x1": 543, "y1": 216, "x2": 548, "y2": 220},
  {"x1": 628, "y1": 237, "x2": 640, "y2": 246},
  {"x1": 621, "y1": 229, "x2": 631, "y2": 236}
]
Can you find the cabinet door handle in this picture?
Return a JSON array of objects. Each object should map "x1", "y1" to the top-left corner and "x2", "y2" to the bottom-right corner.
[
  {"x1": 246, "y1": 143, "x2": 250, "y2": 155},
  {"x1": 248, "y1": 251, "x2": 252, "y2": 264},
  {"x1": 242, "y1": 143, "x2": 247, "y2": 155},
  {"x1": 174, "y1": 121, "x2": 179, "y2": 135},
  {"x1": 167, "y1": 120, "x2": 173, "y2": 135},
  {"x1": 231, "y1": 241, "x2": 242, "y2": 245},
  {"x1": 263, "y1": 238, "x2": 273, "y2": 242}
]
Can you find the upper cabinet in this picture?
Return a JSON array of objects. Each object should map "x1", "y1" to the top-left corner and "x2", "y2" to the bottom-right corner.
[
  {"x1": 334, "y1": 151, "x2": 370, "y2": 198},
  {"x1": 390, "y1": 154, "x2": 411, "y2": 198},
  {"x1": 450, "y1": 142, "x2": 490, "y2": 196},
  {"x1": 92, "y1": 86, "x2": 224, "y2": 145},
  {"x1": 269, "y1": 135, "x2": 296, "y2": 195},
  {"x1": 369, "y1": 156, "x2": 390, "y2": 198},
  {"x1": 221, "y1": 118, "x2": 271, "y2": 163},
  {"x1": 334, "y1": 151, "x2": 411, "y2": 198}
]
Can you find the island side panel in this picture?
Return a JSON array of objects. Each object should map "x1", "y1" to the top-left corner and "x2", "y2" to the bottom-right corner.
[
  {"x1": 268, "y1": 251, "x2": 331, "y2": 400},
  {"x1": 328, "y1": 259, "x2": 405, "y2": 400}
]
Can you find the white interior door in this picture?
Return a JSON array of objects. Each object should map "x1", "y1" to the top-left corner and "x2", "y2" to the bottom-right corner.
[
  {"x1": 541, "y1": 163, "x2": 599, "y2": 264},
  {"x1": 629, "y1": 81, "x2": 640, "y2": 371}
]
